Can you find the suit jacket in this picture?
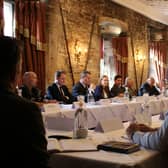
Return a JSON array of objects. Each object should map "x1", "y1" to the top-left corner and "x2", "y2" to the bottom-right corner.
[
  {"x1": 94, "y1": 85, "x2": 111, "y2": 101},
  {"x1": 138, "y1": 82, "x2": 160, "y2": 96},
  {"x1": 132, "y1": 115, "x2": 168, "y2": 152},
  {"x1": 72, "y1": 82, "x2": 88, "y2": 102},
  {"x1": 0, "y1": 87, "x2": 49, "y2": 168},
  {"x1": 20, "y1": 84, "x2": 43, "y2": 102},
  {"x1": 45, "y1": 83, "x2": 72, "y2": 104},
  {"x1": 110, "y1": 84, "x2": 125, "y2": 97}
]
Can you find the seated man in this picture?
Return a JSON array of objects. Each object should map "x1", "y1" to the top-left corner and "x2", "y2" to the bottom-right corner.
[
  {"x1": 124, "y1": 77, "x2": 137, "y2": 98},
  {"x1": 20, "y1": 71, "x2": 42, "y2": 102},
  {"x1": 138, "y1": 77, "x2": 160, "y2": 96},
  {"x1": 45, "y1": 70, "x2": 72, "y2": 104},
  {"x1": 111, "y1": 75, "x2": 125, "y2": 97},
  {"x1": 0, "y1": 36, "x2": 49, "y2": 167},
  {"x1": 72, "y1": 70, "x2": 91, "y2": 102},
  {"x1": 126, "y1": 115, "x2": 168, "y2": 152}
]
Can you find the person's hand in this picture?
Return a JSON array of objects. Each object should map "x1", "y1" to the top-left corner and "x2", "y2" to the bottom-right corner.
[
  {"x1": 126, "y1": 123, "x2": 158, "y2": 139},
  {"x1": 34, "y1": 101, "x2": 44, "y2": 108},
  {"x1": 126, "y1": 123, "x2": 139, "y2": 139},
  {"x1": 43, "y1": 99, "x2": 58, "y2": 103},
  {"x1": 48, "y1": 99, "x2": 58, "y2": 103},
  {"x1": 118, "y1": 93, "x2": 124, "y2": 97},
  {"x1": 137, "y1": 124, "x2": 158, "y2": 132}
]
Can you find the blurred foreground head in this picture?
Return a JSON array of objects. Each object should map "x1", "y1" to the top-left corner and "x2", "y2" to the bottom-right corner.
[{"x1": 0, "y1": 36, "x2": 23, "y2": 90}]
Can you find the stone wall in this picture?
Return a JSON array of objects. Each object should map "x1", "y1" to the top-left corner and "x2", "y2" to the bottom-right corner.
[{"x1": 46, "y1": 0, "x2": 167, "y2": 90}]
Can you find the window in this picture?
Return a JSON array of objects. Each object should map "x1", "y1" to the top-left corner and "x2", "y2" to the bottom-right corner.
[
  {"x1": 3, "y1": 1, "x2": 15, "y2": 37},
  {"x1": 149, "y1": 47, "x2": 158, "y2": 83},
  {"x1": 149, "y1": 41, "x2": 167, "y2": 87},
  {"x1": 100, "y1": 37, "x2": 116, "y2": 88}
]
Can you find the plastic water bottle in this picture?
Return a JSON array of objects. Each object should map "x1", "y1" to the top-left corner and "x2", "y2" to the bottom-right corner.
[
  {"x1": 124, "y1": 87, "x2": 130, "y2": 101},
  {"x1": 73, "y1": 101, "x2": 88, "y2": 139},
  {"x1": 161, "y1": 87, "x2": 165, "y2": 97},
  {"x1": 87, "y1": 90, "x2": 95, "y2": 105},
  {"x1": 164, "y1": 79, "x2": 168, "y2": 97}
]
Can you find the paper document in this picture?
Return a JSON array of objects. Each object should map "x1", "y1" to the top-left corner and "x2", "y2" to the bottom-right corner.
[{"x1": 48, "y1": 138, "x2": 97, "y2": 153}]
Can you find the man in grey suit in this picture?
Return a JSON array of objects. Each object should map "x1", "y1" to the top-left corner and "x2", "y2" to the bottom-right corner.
[
  {"x1": 126, "y1": 115, "x2": 168, "y2": 152},
  {"x1": 72, "y1": 70, "x2": 91, "y2": 102}
]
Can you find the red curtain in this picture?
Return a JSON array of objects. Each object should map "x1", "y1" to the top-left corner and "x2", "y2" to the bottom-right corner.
[
  {"x1": 149, "y1": 41, "x2": 167, "y2": 87},
  {"x1": 0, "y1": 0, "x2": 3, "y2": 35},
  {"x1": 112, "y1": 37, "x2": 128, "y2": 82},
  {"x1": 15, "y1": 0, "x2": 46, "y2": 95}
]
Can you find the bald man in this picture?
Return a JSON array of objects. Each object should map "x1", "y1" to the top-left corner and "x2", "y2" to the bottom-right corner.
[
  {"x1": 20, "y1": 71, "x2": 42, "y2": 102},
  {"x1": 138, "y1": 77, "x2": 160, "y2": 96}
]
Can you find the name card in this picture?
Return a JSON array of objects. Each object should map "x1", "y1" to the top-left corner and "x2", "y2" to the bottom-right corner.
[
  {"x1": 111, "y1": 97, "x2": 129, "y2": 103},
  {"x1": 135, "y1": 96, "x2": 145, "y2": 103},
  {"x1": 95, "y1": 117, "x2": 124, "y2": 133},
  {"x1": 46, "y1": 116, "x2": 74, "y2": 131},
  {"x1": 134, "y1": 112, "x2": 152, "y2": 126},
  {"x1": 43, "y1": 103, "x2": 61, "y2": 113},
  {"x1": 97, "y1": 99, "x2": 111, "y2": 105}
]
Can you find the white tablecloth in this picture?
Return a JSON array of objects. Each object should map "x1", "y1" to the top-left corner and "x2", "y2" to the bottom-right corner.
[
  {"x1": 48, "y1": 115, "x2": 167, "y2": 168},
  {"x1": 44, "y1": 97, "x2": 168, "y2": 130}
]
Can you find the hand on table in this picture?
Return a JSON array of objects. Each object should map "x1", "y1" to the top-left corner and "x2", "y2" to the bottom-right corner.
[{"x1": 126, "y1": 123, "x2": 158, "y2": 139}]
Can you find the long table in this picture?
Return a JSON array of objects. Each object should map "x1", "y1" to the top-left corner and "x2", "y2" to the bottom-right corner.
[
  {"x1": 48, "y1": 115, "x2": 167, "y2": 168},
  {"x1": 44, "y1": 96, "x2": 168, "y2": 130}
]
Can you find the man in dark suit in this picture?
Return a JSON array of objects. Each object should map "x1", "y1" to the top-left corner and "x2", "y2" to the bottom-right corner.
[
  {"x1": 45, "y1": 70, "x2": 72, "y2": 104},
  {"x1": 138, "y1": 77, "x2": 160, "y2": 96},
  {"x1": 72, "y1": 70, "x2": 91, "y2": 102},
  {"x1": 0, "y1": 36, "x2": 49, "y2": 167}
]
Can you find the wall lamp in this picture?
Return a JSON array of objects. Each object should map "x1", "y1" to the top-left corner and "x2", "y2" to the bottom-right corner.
[
  {"x1": 74, "y1": 40, "x2": 87, "y2": 64},
  {"x1": 135, "y1": 49, "x2": 145, "y2": 62}
]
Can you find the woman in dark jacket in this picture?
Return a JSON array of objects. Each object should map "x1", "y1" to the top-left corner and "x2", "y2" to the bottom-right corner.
[{"x1": 94, "y1": 75, "x2": 111, "y2": 101}]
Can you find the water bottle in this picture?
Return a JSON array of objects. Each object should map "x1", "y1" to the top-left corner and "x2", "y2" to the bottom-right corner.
[
  {"x1": 124, "y1": 87, "x2": 130, "y2": 101},
  {"x1": 163, "y1": 79, "x2": 168, "y2": 97},
  {"x1": 73, "y1": 101, "x2": 88, "y2": 139},
  {"x1": 87, "y1": 90, "x2": 95, "y2": 105},
  {"x1": 160, "y1": 86, "x2": 165, "y2": 97},
  {"x1": 164, "y1": 88, "x2": 168, "y2": 97},
  {"x1": 159, "y1": 101, "x2": 167, "y2": 120}
]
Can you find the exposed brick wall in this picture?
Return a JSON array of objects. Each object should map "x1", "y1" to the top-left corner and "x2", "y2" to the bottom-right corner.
[{"x1": 46, "y1": 0, "x2": 167, "y2": 91}]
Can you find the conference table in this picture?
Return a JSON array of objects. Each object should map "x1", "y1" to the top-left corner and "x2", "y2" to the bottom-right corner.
[
  {"x1": 44, "y1": 96, "x2": 168, "y2": 131},
  {"x1": 48, "y1": 115, "x2": 167, "y2": 168}
]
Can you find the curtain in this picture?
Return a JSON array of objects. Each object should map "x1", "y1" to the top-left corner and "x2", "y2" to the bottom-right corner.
[
  {"x1": 15, "y1": 0, "x2": 46, "y2": 95},
  {"x1": 112, "y1": 37, "x2": 128, "y2": 82},
  {"x1": 0, "y1": 0, "x2": 3, "y2": 35},
  {"x1": 149, "y1": 41, "x2": 167, "y2": 87}
]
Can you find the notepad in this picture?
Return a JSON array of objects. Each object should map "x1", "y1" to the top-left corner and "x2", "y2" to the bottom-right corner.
[
  {"x1": 48, "y1": 138, "x2": 98, "y2": 153},
  {"x1": 97, "y1": 141, "x2": 140, "y2": 154}
]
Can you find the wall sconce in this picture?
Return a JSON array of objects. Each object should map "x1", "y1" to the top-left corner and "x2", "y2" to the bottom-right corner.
[
  {"x1": 74, "y1": 40, "x2": 87, "y2": 64},
  {"x1": 135, "y1": 49, "x2": 145, "y2": 62}
]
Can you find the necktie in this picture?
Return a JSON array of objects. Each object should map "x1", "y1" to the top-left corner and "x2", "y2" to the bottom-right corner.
[
  {"x1": 59, "y1": 86, "x2": 69, "y2": 102},
  {"x1": 59, "y1": 86, "x2": 64, "y2": 97}
]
